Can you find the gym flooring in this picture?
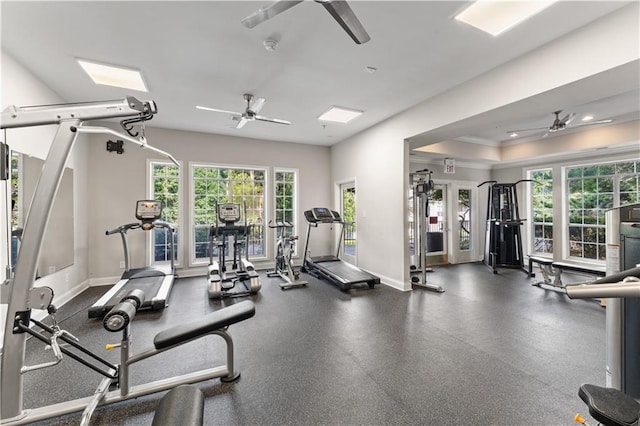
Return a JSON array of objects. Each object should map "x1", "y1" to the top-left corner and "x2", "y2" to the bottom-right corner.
[{"x1": 22, "y1": 262, "x2": 605, "y2": 425}]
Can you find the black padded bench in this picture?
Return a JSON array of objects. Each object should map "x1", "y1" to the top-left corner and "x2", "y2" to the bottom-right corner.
[
  {"x1": 152, "y1": 385, "x2": 204, "y2": 426},
  {"x1": 529, "y1": 256, "x2": 606, "y2": 291},
  {"x1": 154, "y1": 300, "x2": 255, "y2": 350},
  {"x1": 578, "y1": 383, "x2": 640, "y2": 426}
]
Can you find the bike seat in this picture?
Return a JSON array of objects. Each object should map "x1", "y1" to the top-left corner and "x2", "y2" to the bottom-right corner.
[{"x1": 578, "y1": 383, "x2": 640, "y2": 426}]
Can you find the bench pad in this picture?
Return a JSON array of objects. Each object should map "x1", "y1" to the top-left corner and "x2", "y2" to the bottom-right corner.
[
  {"x1": 552, "y1": 262, "x2": 606, "y2": 276},
  {"x1": 151, "y1": 385, "x2": 204, "y2": 426},
  {"x1": 578, "y1": 383, "x2": 640, "y2": 426},
  {"x1": 529, "y1": 256, "x2": 554, "y2": 266},
  {"x1": 154, "y1": 301, "x2": 255, "y2": 350}
]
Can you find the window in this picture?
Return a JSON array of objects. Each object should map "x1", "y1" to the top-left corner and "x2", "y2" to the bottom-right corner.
[
  {"x1": 191, "y1": 164, "x2": 266, "y2": 263},
  {"x1": 149, "y1": 162, "x2": 180, "y2": 264},
  {"x1": 458, "y1": 188, "x2": 471, "y2": 251},
  {"x1": 274, "y1": 169, "x2": 297, "y2": 242},
  {"x1": 530, "y1": 168, "x2": 553, "y2": 254},
  {"x1": 566, "y1": 159, "x2": 640, "y2": 261}
]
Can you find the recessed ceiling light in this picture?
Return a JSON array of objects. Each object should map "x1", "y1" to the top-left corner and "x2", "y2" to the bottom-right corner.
[
  {"x1": 77, "y1": 59, "x2": 148, "y2": 92},
  {"x1": 582, "y1": 115, "x2": 594, "y2": 122},
  {"x1": 454, "y1": 1, "x2": 557, "y2": 36},
  {"x1": 509, "y1": 132, "x2": 518, "y2": 138},
  {"x1": 318, "y1": 106, "x2": 363, "y2": 124}
]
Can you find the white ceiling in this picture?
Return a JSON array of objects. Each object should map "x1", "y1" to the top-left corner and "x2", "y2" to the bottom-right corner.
[{"x1": 1, "y1": 1, "x2": 638, "y2": 150}]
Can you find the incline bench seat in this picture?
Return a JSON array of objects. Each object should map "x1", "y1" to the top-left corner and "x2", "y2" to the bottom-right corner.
[
  {"x1": 529, "y1": 256, "x2": 606, "y2": 291},
  {"x1": 154, "y1": 301, "x2": 255, "y2": 350}
]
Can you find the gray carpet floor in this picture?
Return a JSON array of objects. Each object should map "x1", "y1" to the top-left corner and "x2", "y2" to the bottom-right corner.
[{"x1": 18, "y1": 262, "x2": 605, "y2": 425}]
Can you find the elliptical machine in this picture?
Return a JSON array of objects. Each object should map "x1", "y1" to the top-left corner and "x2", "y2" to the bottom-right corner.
[
  {"x1": 267, "y1": 220, "x2": 307, "y2": 290},
  {"x1": 208, "y1": 203, "x2": 261, "y2": 298},
  {"x1": 478, "y1": 180, "x2": 532, "y2": 274}
]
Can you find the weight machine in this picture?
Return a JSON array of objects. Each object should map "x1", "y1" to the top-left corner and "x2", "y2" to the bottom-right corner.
[
  {"x1": 478, "y1": 179, "x2": 532, "y2": 275},
  {"x1": 409, "y1": 169, "x2": 444, "y2": 292},
  {"x1": 0, "y1": 98, "x2": 255, "y2": 424},
  {"x1": 267, "y1": 220, "x2": 308, "y2": 290}
]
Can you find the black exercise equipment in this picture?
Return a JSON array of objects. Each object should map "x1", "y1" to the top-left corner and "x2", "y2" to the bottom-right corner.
[
  {"x1": 89, "y1": 200, "x2": 176, "y2": 318},
  {"x1": 267, "y1": 220, "x2": 307, "y2": 290},
  {"x1": 301, "y1": 207, "x2": 379, "y2": 290},
  {"x1": 152, "y1": 385, "x2": 204, "y2": 426},
  {"x1": 208, "y1": 203, "x2": 261, "y2": 298},
  {"x1": 478, "y1": 180, "x2": 532, "y2": 274}
]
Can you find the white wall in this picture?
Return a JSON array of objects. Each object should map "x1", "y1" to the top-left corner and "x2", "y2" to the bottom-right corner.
[
  {"x1": 86, "y1": 125, "x2": 332, "y2": 281},
  {"x1": 1, "y1": 51, "x2": 91, "y2": 337},
  {"x1": 331, "y1": 4, "x2": 639, "y2": 291}
]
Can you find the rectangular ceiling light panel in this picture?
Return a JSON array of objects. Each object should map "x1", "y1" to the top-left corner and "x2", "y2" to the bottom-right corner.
[
  {"x1": 454, "y1": 1, "x2": 557, "y2": 36},
  {"x1": 318, "y1": 106, "x2": 363, "y2": 123},
  {"x1": 77, "y1": 59, "x2": 148, "y2": 92}
]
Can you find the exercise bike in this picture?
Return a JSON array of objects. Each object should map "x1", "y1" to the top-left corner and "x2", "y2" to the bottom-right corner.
[{"x1": 267, "y1": 220, "x2": 307, "y2": 290}]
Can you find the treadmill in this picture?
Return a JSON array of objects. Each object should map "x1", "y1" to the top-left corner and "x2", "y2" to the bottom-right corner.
[
  {"x1": 88, "y1": 200, "x2": 176, "y2": 318},
  {"x1": 301, "y1": 207, "x2": 380, "y2": 290}
]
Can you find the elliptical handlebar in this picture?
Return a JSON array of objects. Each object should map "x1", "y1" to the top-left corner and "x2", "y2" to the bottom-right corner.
[{"x1": 105, "y1": 222, "x2": 141, "y2": 236}]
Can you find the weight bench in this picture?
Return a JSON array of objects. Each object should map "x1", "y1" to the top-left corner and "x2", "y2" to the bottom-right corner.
[{"x1": 529, "y1": 256, "x2": 606, "y2": 291}]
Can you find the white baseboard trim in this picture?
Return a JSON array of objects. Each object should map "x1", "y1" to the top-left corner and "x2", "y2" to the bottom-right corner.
[
  {"x1": 89, "y1": 276, "x2": 120, "y2": 287},
  {"x1": 376, "y1": 272, "x2": 411, "y2": 291}
]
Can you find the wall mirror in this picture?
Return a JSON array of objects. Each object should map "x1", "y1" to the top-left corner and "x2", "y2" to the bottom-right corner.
[{"x1": 11, "y1": 152, "x2": 74, "y2": 277}]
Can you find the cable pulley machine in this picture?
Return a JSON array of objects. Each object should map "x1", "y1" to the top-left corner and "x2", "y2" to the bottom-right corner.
[
  {"x1": 478, "y1": 179, "x2": 532, "y2": 274},
  {"x1": 410, "y1": 169, "x2": 444, "y2": 292}
]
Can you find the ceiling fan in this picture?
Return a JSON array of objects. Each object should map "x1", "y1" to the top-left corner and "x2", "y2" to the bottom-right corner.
[
  {"x1": 196, "y1": 94, "x2": 291, "y2": 129},
  {"x1": 507, "y1": 110, "x2": 613, "y2": 137},
  {"x1": 241, "y1": 0, "x2": 370, "y2": 45}
]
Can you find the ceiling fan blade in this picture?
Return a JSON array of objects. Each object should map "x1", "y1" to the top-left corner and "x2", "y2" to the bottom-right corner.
[
  {"x1": 241, "y1": 1, "x2": 303, "y2": 28},
  {"x1": 250, "y1": 97, "x2": 266, "y2": 114},
  {"x1": 255, "y1": 115, "x2": 292, "y2": 125},
  {"x1": 505, "y1": 127, "x2": 549, "y2": 134},
  {"x1": 571, "y1": 119, "x2": 614, "y2": 127},
  {"x1": 561, "y1": 112, "x2": 577, "y2": 125},
  {"x1": 196, "y1": 105, "x2": 242, "y2": 116},
  {"x1": 235, "y1": 117, "x2": 249, "y2": 129},
  {"x1": 319, "y1": 0, "x2": 371, "y2": 44}
]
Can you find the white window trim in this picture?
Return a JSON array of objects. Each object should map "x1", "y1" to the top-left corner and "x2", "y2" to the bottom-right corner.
[
  {"x1": 274, "y1": 167, "x2": 300, "y2": 258},
  {"x1": 147, "y1": 158, "x2": 183, "y2": 268},
  {"x1": 189, "y1": 161, "x2": 270, "y2": 267}
]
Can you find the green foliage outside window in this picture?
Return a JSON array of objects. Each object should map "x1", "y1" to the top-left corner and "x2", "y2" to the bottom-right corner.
[
  {"x1": 531, "y1": 169, "x2": 553, "y2": 254},
  {"x1": 192, "y1": 165, "x2": 266, "y2": 260},
  {"x1": 567, "y1": 160, "x2": 640, "y2": 261}
]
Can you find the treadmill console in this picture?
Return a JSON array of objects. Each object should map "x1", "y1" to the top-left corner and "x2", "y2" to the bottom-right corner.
[
  {"x1": 218, "y1": 203, "x2": 241, "y2": 224},
  {"x1": 305, "y1": 208, "x2": 341, "y2": 223},
  {"x1": 136, "y1": 200, "x2": 162, "y2": 221}
]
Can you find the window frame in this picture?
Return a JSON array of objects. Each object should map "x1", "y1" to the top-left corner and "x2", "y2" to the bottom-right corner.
[
  {"x1": 273, "y1": 167, "x2": 300, "y2": 257},
  {"x1": 189, "y1": 162, "x2": 269, "y2": 267},
  {"x1": 147, "y1": 159, "x2": 183, "y2": 268},
  {"x1": 528, "y1": 168, "x2": 554, "y2": 256}
]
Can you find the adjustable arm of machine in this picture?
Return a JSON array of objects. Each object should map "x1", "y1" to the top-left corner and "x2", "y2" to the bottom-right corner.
[
  {"x1": 74, "y1": 125, "x2": 179, "y2": 167},
  {"x1": 566, "y1": 266, "x2": 640, "y2": 299}
]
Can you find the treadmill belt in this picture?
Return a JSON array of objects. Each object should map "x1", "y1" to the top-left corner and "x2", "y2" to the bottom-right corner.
[
  {"x1": 105, "y1": 276, "x2": 166, "y2": 309},
  {"x1": 318, "y1": 261, "x2": 379, "y2": 285}
]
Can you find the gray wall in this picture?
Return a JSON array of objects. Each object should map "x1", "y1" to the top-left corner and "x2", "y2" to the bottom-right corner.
[{"x1": 87, "y1": 125, "x2": 332, "y2": 280}]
